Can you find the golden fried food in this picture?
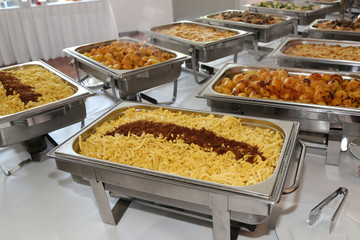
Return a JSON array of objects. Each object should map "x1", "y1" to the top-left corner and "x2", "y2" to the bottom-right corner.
[
  {"x1": 313, "y1": 19, "x2": 360, "y2": 32},
  {"x1": 82, "y1": 40, "x2": 176, "y2": 70},
  {"x1": 154, "y1": 23, "x2": 237, "y2": 42},
  {"x1": 79, "y1": 108, "x2": 284, "y2": 186},
  {"x1": 214, "y1": 68, "x2": 360, "y2": 108}
]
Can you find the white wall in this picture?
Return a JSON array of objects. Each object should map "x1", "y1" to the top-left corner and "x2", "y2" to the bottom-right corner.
[{"x1": 109, "y1": 0, "x2": 174, "y2": 33}]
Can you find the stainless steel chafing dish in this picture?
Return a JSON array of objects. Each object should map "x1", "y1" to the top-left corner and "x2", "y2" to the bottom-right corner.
[
  {"x1": 269, "y1": 36, "x2": 360, "y2": 72},
  {"x1": 245, "y1": 1, "x2": 331, "y2": 25},
  {"x1": 63, "y1": 37, "x2": 190, "y2": 101},
  {"x1": 199, "y1": 10, "x2": 298, "y2": 43},
  {"x1": 48, "y1": 101, "x2": 305, "y2": 240},
  {"x1": 145, "y1": 20, "x2": 252, "y2": 83},
  {"x1": 300, "y1": 0, "x2": 341, "y2": 13},
  {"x1": 0, "y1": 61, "x2": 94, "y2": 147},
  {"x1": 196, "y1": 63, "x2": 360, "y2": 165},
  {"x1": 304, "y1": 19, "x2": 360, "y2": 41},
  {"x1": 145, "y1": 20, "x2": 252, "y2": 62}
]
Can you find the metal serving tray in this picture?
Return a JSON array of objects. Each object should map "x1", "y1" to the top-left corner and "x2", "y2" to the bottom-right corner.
[
  {"x1": 199, "y1": 10, "x2": 297, "y2": 42},
  {"x1": 305, "y1": 19, "x2": 360, "y2": 41},
  {"x1": 63, "y1": 37, "x2": 190, "y2": 97},
  {"x1": 48, "y1": 101, "x2": 305, "y2": 240},
  {"x1": 301, "y1": 0, "x2": 341, "y2": 13},
  {"x1": 145, "y1": 20, "x2": 253, "y2": 62},
  {"x1": 245, "y1": 1, "x2": 331, "y2": 25},
  {"x1": 269, "y1": 36, "x2": 360, "y2": 72},
  {"x1": 0, "y1": 61, "x2": 93, "y2": 147}
]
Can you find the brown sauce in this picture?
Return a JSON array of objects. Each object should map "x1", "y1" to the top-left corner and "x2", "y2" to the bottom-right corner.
[
  {"x1": 0, "y1": 71, "x2": 42, "y2": 104},
  {"x1": 105, "y1": 120, "x2": 266, "y2": 163}
]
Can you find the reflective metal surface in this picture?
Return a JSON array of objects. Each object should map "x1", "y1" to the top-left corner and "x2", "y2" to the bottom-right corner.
[
  {"x1": 245, "y1": 1, "x2": 331, "y2": 25},
  {"x1": 269, "y1": 37, "x2": 360, "y2": 72},
  {"x1": 199, "y1": 10, "x2": 297, "y2": 42},
  {"x1": 0, "y1": 61, "x2": 93, "y2": 147},
  {"x1": 145, "y1": 21, "x2": 252, "y2": 62},
  {"x1": 48, "y1": 101, "x2": 304, "y2": 239},
  {"x1": 63, "y1": 37, "x2": 190, "y2": 96}
]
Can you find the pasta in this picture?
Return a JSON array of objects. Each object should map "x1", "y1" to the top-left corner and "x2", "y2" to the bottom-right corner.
[
  {"x1": 0, "y1": 65, "x2": 75, "y2": 116},
  {"x1": 79, "y1": 108, "x2": 284, "y2": 186}
]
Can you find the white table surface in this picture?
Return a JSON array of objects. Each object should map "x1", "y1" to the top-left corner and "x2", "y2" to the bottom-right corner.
[{"x1": 0, "y1": 50, "x2": 359, "y2": 240}]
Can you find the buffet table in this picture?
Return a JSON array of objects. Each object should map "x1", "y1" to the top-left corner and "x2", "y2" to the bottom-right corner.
[
  {"x1": 0, "y1": 49, "x2": 359, "y2": 239},
  {"x1": 0, "y1": 0, "x2": 118, "y2": 66}
]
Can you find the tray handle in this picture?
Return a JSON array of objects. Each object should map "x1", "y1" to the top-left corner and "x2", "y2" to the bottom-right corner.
[
  {"x1": 11, "y1": 106, "x2": 68, "y2": 127},
  {"x1": 282, "y1": 139, "x2": 306, "y2": 195}
]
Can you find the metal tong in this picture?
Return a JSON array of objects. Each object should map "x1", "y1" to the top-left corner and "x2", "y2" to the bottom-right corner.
[{"x1": 308, "y1": 187, "x2": 349, "y2": 233}]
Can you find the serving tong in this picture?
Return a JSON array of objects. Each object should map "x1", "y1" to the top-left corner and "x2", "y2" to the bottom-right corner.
[{"x1": 308, "y1": 187, "x2": 349, "y2": 233}]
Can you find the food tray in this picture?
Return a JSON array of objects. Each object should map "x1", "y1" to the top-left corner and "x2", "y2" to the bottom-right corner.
[
  {"x1": 269, "y1": 36, "x2": 360, "y2": 72},
  {"x1": 0, "y1": 61, "x2": 94, "y2": 147},
  {"x1": 63, "y1": 37, "x2": 190, "y2": 96},
  {"x1": 245, "y1": 1, "x2": 331, "y2": 25},
  {"x1": 197, "y1": 63, "x2": 360, "y2": 134},
  {"x1": 302, "y1": 0, "x2": 341, "y2": 13},
  {"x1": 145, "y1": 20, "x2": 252, "y2": 62},
  {"x1": 199, "y1": 10, "x2": 297, "y2": 42},
  {"x1": 305, "y1": 19, "x2": 360, "y2": 41},
  {"x1": 48, "y1": 101, "x2": 305, "y2": 239}
]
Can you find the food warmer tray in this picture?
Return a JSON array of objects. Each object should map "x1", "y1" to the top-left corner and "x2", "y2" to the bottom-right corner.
[
  {"x1": 245, "y1": 1, "x2": 331, "y2": 25},
  {"x1": 269, "y1": 36, "x2": 360, "y2": 72},
  {"x1": 199, "y1": 10, "x2": 298, "y2": 43},
  {"x1": 0, "y1": 61, "x2": 94, "y2": 147},
  {"x1": 63, "y1": 37, "x2": 190, "y2": 101},
  {"x1": 145, "y1": 20, "x2": 253, "y2": 63},
  {"x1": 48, "y1": 101, "x2": 305, "y2": 240},
  {"x1": 196, "y1": 63, "x2": 360, "y2": 165},
  {"x1": 302, "y1": 0, "x2": 341, "y2": 13},
  {"x1": 304, "y1": 19, "x2": 360, "y2": 41}
]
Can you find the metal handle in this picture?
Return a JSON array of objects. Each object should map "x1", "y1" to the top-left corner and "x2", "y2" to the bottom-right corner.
[
  {"x1": 11, "y1": 106, "x2": 68, "y2": 127},
  {"x1": 282, "y1": 139, "x2": 306, "y2": 194}
]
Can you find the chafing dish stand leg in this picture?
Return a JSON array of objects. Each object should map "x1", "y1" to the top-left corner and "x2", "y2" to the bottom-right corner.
[
  {"x1": 326, "y1": 114, "x2": 344, "y2": 165},
  {"x1": 210, "y1": 193, "x2": 232, "y2": 240},
  {"x1": 89, "y1": 179, "x2": 130, "y2": 225}
]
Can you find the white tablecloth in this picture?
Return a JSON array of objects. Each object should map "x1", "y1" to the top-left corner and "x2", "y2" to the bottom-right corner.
[{"x1": 0, "y1": 0, "x2": 118, "y2": 66}]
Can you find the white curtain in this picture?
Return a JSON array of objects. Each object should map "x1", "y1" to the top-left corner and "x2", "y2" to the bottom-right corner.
[{"x1": 0, "y1": 0, "x2": 118, "y2": 66}]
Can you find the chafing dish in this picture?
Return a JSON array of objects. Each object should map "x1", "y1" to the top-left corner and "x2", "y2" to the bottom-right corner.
[
  {"x1": 196, "y1": 63, "x2": 360, "y2": 165},
  {"x1": 304, "y1": 19, "x2": 360, "y2": 41},
  {"x1": 63, "y1": 37, "x2": 190, "y2": 100},
  {"x1": 48, "y1": 101, "x2": 305, "y2": 240},
  {"x1": 270, "y1": 37, "x2": 360, "y2": 72},
  {"x1": 245, "y1": 1, "x2": 331, "y2": 25},
  {"x1": 301, "y1": 0, "x2": 341, "y2": 13},
  {"x1": 0, "y1": 61, "x2": 94, "y2": 147},
  {"x1": 199, "y1": 10, "x2": 297, "y2": 42},
  {"x1": 145, "y1": 20, "x2": 252, "y2": 62}
]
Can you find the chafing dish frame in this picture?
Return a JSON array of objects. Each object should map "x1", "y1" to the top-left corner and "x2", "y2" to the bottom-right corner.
[
  {"x1": 304, "y1": 19, "x2": 360, "y2": 41},
  {"x1": 199, "y1": 9, "x2": 298, "y2": 43},
  {"x1": 0, "y1": 61, "x2": 94, "y2": 175},
  {"x1": 63, "y1": 37, "x2": 190, "y2": 103},
  {"x1": 245, "y1": 1, "x2": 331, "y2": 25},
  {"x1": 144, "y1": 20, "x2": 254, "y2": 83},
  {"x1": 269, "y1": 36, "x2": 360, "y2": 72},
  {"x1": 0, "y1": 61, "x2": 94, "y2": 147},
  {"x1": 196, "y1": 63, "x2": 360, "y2": 165},
  {"x1": 48, "y1": 101, "x2": 305, "y2": 240}
]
